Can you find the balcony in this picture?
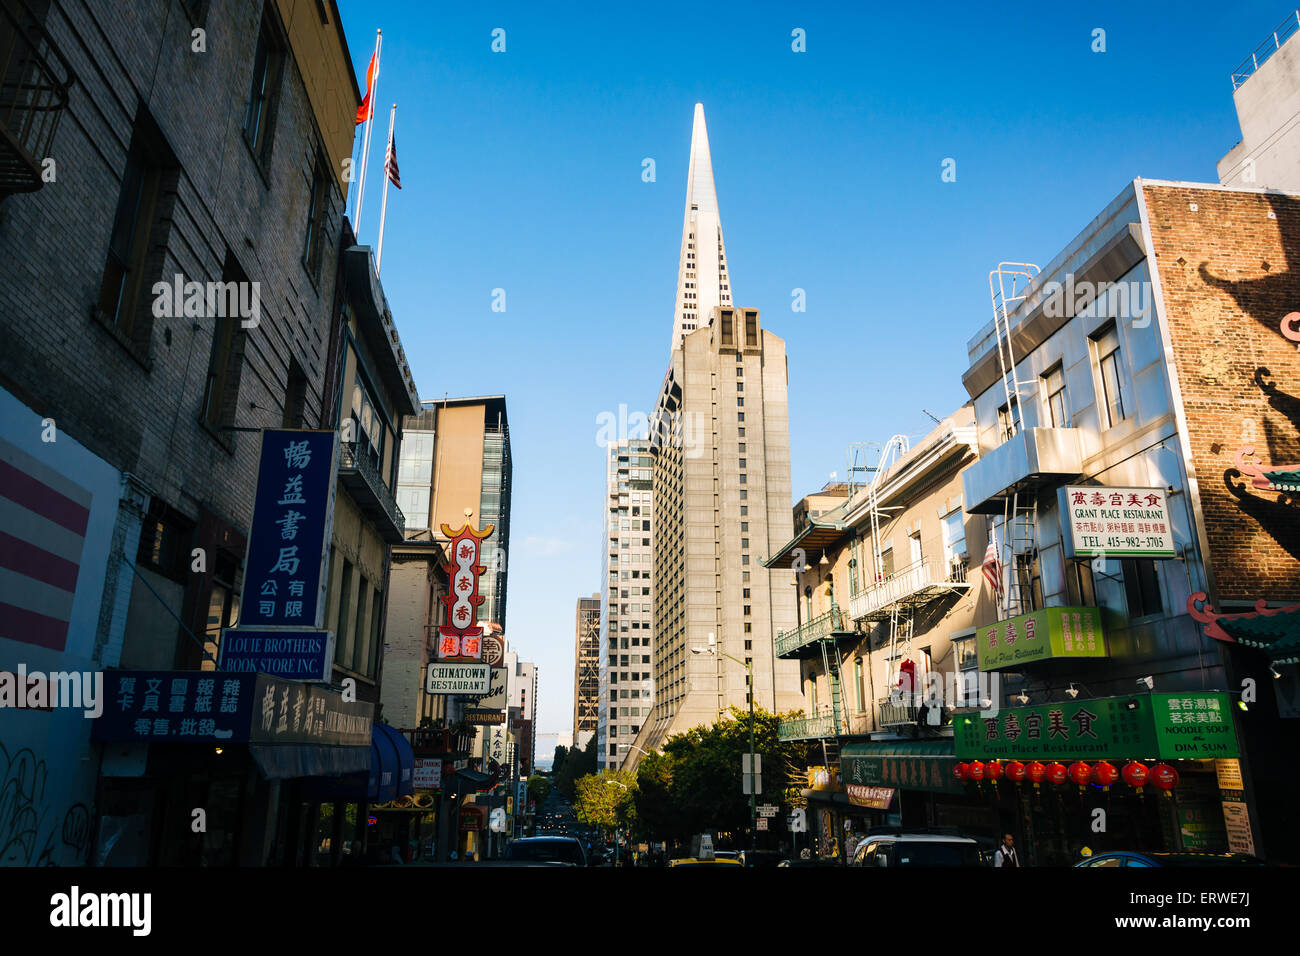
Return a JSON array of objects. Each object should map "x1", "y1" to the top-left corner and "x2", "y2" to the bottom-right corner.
[
  {"x1": 962, "y1": 427, "x2": 1083, "y2": 515},
  {"x1": 778, "y1": 713, "x2": 838, "y2": 741},
  {"x1": 775, "y1": 604, "x2": 855, "y2": 659},
  {"x1": 1, "y1": 0, "x2": 75, "y2": 196},
  {"x1": 339, "y1": 441, "x2": 406, "y2": 543},
  {"x1": 878, "y1": 695, "x2": 920, "y2": 728},
  {"x1": 849, "y1": 557, "x2": 972, "y2": 623}
]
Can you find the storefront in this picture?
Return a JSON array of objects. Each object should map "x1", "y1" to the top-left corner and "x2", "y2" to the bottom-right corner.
[
  {"x1": 91, "y1": 670, "x2": 373, "y2": 866},
  {"x1": 949, "y1": 691, "x2": 1246, "y2": 864}
]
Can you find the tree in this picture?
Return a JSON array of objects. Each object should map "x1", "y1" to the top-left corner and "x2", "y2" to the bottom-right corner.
[
  {"x1": 527, "y1": 774, "x2": 551, "y2": 806},
  {"x1": 574, "y1": 768, "x2": 637, "y2": 835},
  {"x1": 632, "y1": 707, "x2": 805, "y2": 848},
  {"x1": 551, "y1": 745, "x2": 568, "y2": 778},
  {"x1": 554, "y1": 734, "x2": 598, "y2": 800}
]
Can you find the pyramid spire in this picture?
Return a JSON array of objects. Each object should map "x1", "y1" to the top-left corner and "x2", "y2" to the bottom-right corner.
[{"x1": 670, "y1": 103, "x2": 732, "y2": 351}]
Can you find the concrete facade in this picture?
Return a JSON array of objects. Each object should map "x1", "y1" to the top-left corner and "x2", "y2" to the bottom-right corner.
[{"x1": 1219, "y1": 14, "x2": 1300, "y2": 191}]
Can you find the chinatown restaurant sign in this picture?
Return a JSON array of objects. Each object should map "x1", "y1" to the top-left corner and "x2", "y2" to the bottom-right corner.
[
  {"x1": 954, "y1": 692, "x2": 1239, "y2": 761},
  {"x1": 1063, "y1": 486, "x2": 1176, "y2": 558},
  {"x1": 437, "y1": 522, "x2": 494, "y2": 661},
  {"x1": 976, "y1": 606, "x2": 1106, "y2": 671},
  {"x1": 221, "y1": 429, "x2": 337, "y2": 681}
]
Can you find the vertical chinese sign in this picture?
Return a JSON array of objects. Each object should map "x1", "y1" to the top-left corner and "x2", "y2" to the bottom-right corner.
[
  {"x1": 438, "y1": 522, "x2": 494, "y2": 661},
  {"x1": 220, "y1": 430, "x2": 339, "y2": 681}
]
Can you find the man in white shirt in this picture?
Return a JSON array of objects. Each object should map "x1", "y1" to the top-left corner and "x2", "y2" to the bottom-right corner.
[{"x1": 994, "y1": 833, "x2": 1020, "y2": 867}]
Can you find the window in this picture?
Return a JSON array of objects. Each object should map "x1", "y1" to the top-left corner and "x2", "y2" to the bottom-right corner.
[
  {"x1": 854, "y1": 659, "x2": 865, "y2": 712},
  {"x1": 738, "y1": 413, "x2": 745, "y2": 422},
  {"x1": 136, "y1": 499, "x2": 195, "y2": 583},
  {"x1": 942, "y1": 511, "x2": 967, "y2": 576},
  {"x1": 1122, "y1": 559, "x2": 1163, "y2": 619},
  {"x1": 303, "y1": 152, "x2": 331, "y2": 280},
  {"x1": 745, "y1": 313, "x2": 758, "y2": 347},
  {"x1": 738, "y1": 427, "x2": 745, "y2": 438},
  {"x1": 997, "y1": 399, "x2": 1021, "y2": 443},
  {"x1": 908, "y1": 532, "x2": 922, "y2": 568},
  {"x1": 201, "y1": 252, "x2": 251, "y2": 435},
  {"x1": 349, "y1": 372, "x2": 385, "y2": 470},
  {"x1": 351, "y1": 583, "x2": 370, "y2": 674},
  {"x1": 879, "y1": 547, "x2": 894, "y2": 580},
  {"x1": 334, "y1": 558, "x2": 353, "y2": 666},
  {"x1": 1094, "y1": 324, "x2": 1128, "y2": 427},
  {"x1": 95, "y1": 113, "x2": 174, "y2": 351},
  {"x1": 1043, "y1": 364, "x2": 1070, "y2": 428},
  {"x1": 244, "y1": 7, "x2": 285, "y2": 169},
  {"x1": 283, "y1": 359, "x2": 308, "y2": 428}
]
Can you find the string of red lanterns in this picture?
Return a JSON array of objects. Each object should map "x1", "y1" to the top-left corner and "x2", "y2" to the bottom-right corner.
[{"x1": 951, "y1": 758, "x2": 1179, "y2": 793}]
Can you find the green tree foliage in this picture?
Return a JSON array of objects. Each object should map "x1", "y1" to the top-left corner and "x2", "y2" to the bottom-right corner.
[
  {"x1": 553, "y1": 735, "x2": 597, "y2": 800},
  {"x1": 574, "y1": 768, "x2": 637, "y2": 833},
  {"x1": 632, "y1": 707, "x2": 806, "y2": 847},
  {"x1": 551, "y1": 745, "x2": 568, "y2": 778},
  {"x1": 527, "y1": 774, "x2": 552, "y2": 806}
]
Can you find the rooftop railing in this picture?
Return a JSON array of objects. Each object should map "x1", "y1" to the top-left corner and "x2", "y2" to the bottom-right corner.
[{"x1": 1232, "y1": 10, "x2": 1300, "y2": 89}]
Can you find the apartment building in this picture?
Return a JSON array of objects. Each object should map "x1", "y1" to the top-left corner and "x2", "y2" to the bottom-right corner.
[{"x1": 573, "y1": 593, "x2": 600, "y2": 750}]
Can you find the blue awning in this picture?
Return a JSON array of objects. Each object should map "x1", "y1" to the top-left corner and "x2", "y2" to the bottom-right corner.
[{"x1": 375, "y1": 723, "x2": 415, "y2": 798}]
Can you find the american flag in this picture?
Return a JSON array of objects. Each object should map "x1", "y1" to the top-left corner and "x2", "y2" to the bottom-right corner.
[
  {"x1": 982, "y1": 532, "x2": 1002, "y2": 596},
  {"x1": 385, "y1": 132, "x2": 401, "y2": 189},
  {"x1": 0, "y1": 437, "x2": 91, "y2": 651}
]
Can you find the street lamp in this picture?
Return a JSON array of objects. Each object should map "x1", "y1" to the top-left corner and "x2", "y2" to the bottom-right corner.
[{"x1": 691, "y1": 636, "x2": 758, "y2": 856}]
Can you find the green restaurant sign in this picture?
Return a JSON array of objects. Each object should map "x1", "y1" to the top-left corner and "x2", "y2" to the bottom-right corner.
[
  {"x1": 954, "y1": 692, "x2": 1238, "y2": 761},
  {"x1": 976, "y1": 606, "x2": 1106, "y2": 671},
  {"x1": 842, "y1": 746, "x2": 963, "y2": 794}
]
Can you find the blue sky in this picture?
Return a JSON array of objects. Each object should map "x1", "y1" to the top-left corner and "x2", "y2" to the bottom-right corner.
[{"x1": 334, "y1": 0, "x2": 1286, "y2": 741}]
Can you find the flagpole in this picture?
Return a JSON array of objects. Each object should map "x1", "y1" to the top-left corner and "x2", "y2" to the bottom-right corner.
[
  {"x1": 354, "y1": 29, "x2": 382, "y2": 236},
  {"x1": 376, "y1": 103, "x2": 397, "y2": 275}
]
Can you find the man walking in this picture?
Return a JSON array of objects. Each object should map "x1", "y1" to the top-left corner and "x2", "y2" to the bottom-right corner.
[{"x1": 994, "y1": 833, "x2": 1020, "y2": 867}]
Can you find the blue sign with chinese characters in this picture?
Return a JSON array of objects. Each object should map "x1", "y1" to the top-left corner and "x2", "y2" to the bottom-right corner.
[
  {"x1": 217, "y1": 628, "x2": 335, "y2": 681},
  {"x1": 239, "y1": 429, "x2": 337, "y2": 628},
  {"x1": 92, "y1": 671, "x2": 257, "y2": 742}
]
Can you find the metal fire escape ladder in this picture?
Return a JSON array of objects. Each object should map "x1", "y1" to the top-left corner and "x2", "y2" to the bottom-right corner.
[
  {"x1": 818, "y1": 637, "x2": 843, "y2": 769},
  {"x1": 989, "y1": 263, "x2": 1041, "y2": 620}
]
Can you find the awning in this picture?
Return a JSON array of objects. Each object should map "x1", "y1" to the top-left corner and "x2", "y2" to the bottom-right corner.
[
  {"x1": 251, "y1": 743, "x2": 370, "y2": 780},
  {"x1": 1217, "y1": 607, "x2": 1300, "y2": 662},
  {"x1": 298, "y1": 724, "x2": 415, "y2": 803},
  {"x1": 840, "y1": 738, "x2": 962, "y2": 794},
  {"x1": 375, "y1": 723, "x2": 415, "y2": 799}
]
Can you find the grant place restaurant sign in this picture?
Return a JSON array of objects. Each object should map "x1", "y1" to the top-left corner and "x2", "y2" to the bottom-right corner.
[
  {"x1": 954, "y1": 692, "x2": 1239, "y2": 761},
  {"x1": 1064, "y1": 486, "x2": 1176, "y2": 558}
]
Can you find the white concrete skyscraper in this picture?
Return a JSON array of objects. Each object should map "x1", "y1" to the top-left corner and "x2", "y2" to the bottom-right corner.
[
  {"x1": 670, "y1": 104, "x2": 734, "y2": 352},
  {"x1": 627, "y1": 105, "x2": 801, "y2": 768}
]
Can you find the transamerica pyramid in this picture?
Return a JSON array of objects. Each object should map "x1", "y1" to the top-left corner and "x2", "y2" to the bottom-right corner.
[{"x1": 670, "y1": 103, "x2": 733, "y2": 352}]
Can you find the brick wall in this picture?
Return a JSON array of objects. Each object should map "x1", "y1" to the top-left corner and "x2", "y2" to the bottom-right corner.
[{"x1": 1144, "y1": 183, "x2": 1300, "y2": 601}]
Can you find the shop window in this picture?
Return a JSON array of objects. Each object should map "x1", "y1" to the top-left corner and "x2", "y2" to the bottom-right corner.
[{"x1": 1122, "y1": 559, "x2": 1163, "y2": 619}]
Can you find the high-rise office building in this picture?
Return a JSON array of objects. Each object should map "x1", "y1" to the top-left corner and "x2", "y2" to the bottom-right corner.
[
  {"x1": 573, "y1": 593, "x2": 601, "y2": 750},
  {"x1": 598, "y1": 439, "x2": 655, "y2": 769},
  {"x1": 628, "y1": 106, "x2": 801, "y2": 765}
]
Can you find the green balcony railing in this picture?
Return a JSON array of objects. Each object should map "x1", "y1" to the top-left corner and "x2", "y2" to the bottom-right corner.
[
  {"x1": 775, "y1": 605, "x2": 850, "y2": 658},
  {"x1": 778, "y1": 714, "x2": 837, "y2": 741}
]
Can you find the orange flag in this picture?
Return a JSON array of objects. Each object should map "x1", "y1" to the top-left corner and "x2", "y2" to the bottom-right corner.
[{"x1": 355, "y1": 51, "x2": 376, "y2": 125}]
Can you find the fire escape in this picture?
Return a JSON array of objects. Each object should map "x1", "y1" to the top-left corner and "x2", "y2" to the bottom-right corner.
[{"x1": 1, "y1": 0, "x2": 74, "y2": 197}]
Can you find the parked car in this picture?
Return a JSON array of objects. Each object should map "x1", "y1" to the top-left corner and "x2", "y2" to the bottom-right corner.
[
  {"x1": 504, "y1": 837, "x2": 588, "y2": 867},
  {"x1": 1075, "y1": 851, "x2": 1263, "y2": 867},
  {"x1": 850, "y1": 832, "x2": 985, "y2": 867},
  {"x1": 668, "y1": 857, "x2": 743, "y2": 868}
]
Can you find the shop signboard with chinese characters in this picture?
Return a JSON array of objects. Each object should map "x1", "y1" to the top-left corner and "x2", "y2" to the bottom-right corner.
[
  {"x1": 954, "y1": 692, "x2": 1239, "y2": 761},
  {"x1": 846, "y1": 784, "x2": 895, "y2": 810},
  {"x1": 1062, "y1": 486, "x2": 1177, "y2": 558},
  {"x1": 488, "y1": 722, "x2": 507, "y2": 767},
  {"x1": 217, "y1": 628, "x2": 334, "y2": 681},
  {"x1": 91, "y1": 671, "x2": 371, "y2": 747},
  {"x1": 975, "y1": 606, "x2": 1106, "y2": 671},
  {"x1": 437, "y1": 522, "x2": 494, "y2": 661},
  {"x1": 238, "y1": 430, "x2": 338, "y2": 628},
  {"x1": 842, "y1": 747, "x2": 963, "y2": 794}
]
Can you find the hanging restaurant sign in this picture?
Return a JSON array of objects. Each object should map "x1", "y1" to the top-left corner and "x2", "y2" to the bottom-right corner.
[
  {"x1": 954, "y1": 692, "x2": 1238, "y2": 761},
  {"x1": 976, "y1": 605, "x2": 1106, "y2": 671},
  {"x1": 237, "y1": 430, "x2": 338, "y2": 628},
  {"x1": 846, "y1": 784, "x2": 895, "y2": 810},
  {"x1": 1063, "y1": 486, "x2": 1176, "y2": 558},
  {"x1": 438, "y1": 522, "x2": 494, "y2": 661}
]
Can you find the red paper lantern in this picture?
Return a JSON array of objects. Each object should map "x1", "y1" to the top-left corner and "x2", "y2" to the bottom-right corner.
[
  {"x1": 1150, "y1": 763, "x2": 1179, "y2": 792},
  {"x1": 1046, "y1": 762, "x2": 1067, "y2": 785},
  {"x1": 985, "y1": 760, "x2": 1003, "y2": 782},
  {"x1": 967, "y1": 760, "x2": 986, "y2": 782},
  {"x1": 1027, "y1": 761, "x2": 1047, "y2": 785},
  {"x1": 953, "y1": 762, "x2": 969, "y2": 781},
  {"x1": 1091, "y1": 761, "x2": 1118, "y2": 790},
  {"x1": 1122, "y1": 761, "x2": 1149, "y2": 792},
  {"x1": 1006, "y1": 760, "x2": 1027, "y2": 783}
]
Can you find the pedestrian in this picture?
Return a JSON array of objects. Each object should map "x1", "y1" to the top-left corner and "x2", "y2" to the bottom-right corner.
[{"x1": 993, "y1": 833, "x2": 1020, "y2": 867}]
